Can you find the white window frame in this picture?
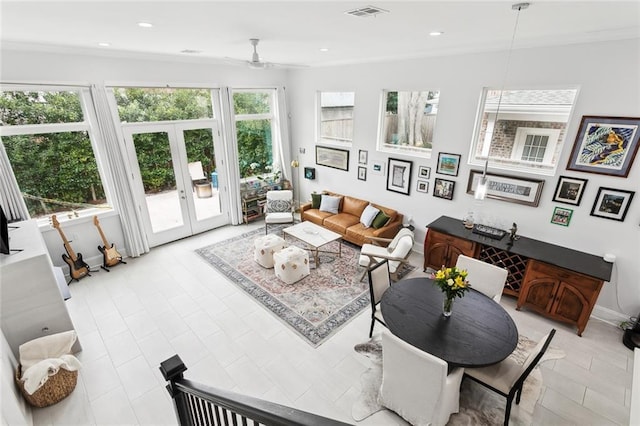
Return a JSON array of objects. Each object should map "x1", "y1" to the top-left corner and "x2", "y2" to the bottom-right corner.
[
  {"x1": 512, "y1": 127, "x2": 561, "y2": 164},
  {"x1": 316, "y1": 91, "x2": 355, "y2": 145}
]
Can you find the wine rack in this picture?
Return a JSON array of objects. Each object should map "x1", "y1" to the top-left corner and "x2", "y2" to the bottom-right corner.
[{"x1": 478, "y1": 245, "x2": 528, "y2": 295}]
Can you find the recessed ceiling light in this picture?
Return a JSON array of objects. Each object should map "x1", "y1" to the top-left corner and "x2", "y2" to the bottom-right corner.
[
  {"x1": 319, "y1": 47, "x2": 329, "y2": 52},
  {"x1": 429, "y1": 31, "x2": 443, "y2": 36},
  {"x1": 137, "y1": 22, "x2": 153, "y2": 28},
  {"x1": 98, "y1": 42, "x2": 110, "y2": 47}
]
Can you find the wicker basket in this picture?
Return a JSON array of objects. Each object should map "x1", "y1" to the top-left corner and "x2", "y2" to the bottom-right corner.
[{"x1": 15, "y1": 365, "x2": 78, "y2": 408}]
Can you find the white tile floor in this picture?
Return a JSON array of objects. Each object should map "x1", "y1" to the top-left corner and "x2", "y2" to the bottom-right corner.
[{"x1": 32, "y1": 221, "x2": 634, "y2": 425}]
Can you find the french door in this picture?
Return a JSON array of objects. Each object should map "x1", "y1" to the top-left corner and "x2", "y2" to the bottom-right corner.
[{"x1": 122, "y1": 120, "x2": 228, "y2": 247}]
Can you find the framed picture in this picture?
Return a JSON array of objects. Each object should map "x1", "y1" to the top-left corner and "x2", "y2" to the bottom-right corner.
[
  {"x1": 386, "y1": 158, "x2": 413, "y2": 195},
  {"x1": 371, "y1": 161, "x2": 385, "y2": 176},
  {"x1": 552, "y1": 176, "x2": 588, "y2": 206},
  {"x1": 551, "y1": 207, "x2": 573, "y2": 227},
  {"x1": 416, "y1": 180, "x2": 429, "y2": 193},
  {"x1": 433, "y1": 178, "x2": 455, "y2": 200},
  {"x1": 590, "y1": 187, "x2": 635, "y2": 221},
  {"x1": 436, "y1": 152, "x2": 461, "y2": 176},
  {"x1": 315, "y1": 145, "x2": 349, "y2": 171},
  {"x1": 566, "y1": 116, "x2": 640, "y2": 177},
  {"x1": 418, "y1": 166, "x2": 431, "y2": 179},
  {"x1": 358, "y1": 149, "x2": 368, "y2": 165},
  {"x1": 304, "y1": 167, "x2": 316, "y2": 180},
  {"x1": 466, "y1": 170, "x2": 544, "y2": 207},
  {"x1": 358, "y1": 166, "x2": 367, "y2": 181}
]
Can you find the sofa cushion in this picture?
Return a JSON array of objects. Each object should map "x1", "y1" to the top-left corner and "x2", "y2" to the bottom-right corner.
[
  {"x1": 360, "y1": 204, "x2": 380, "y2": 228},
  {"x1": 319, "y1": 195, "x2": 341, "y2": 214},
  {"x1": 372, "y1": 211, "x2": 391, "y2": 229},
  {"x1": 311, "y1": 193, "x2": 322, "y2": 209},
  {"x1": 342, "y1": 196, "x2": 368, "y2": 217},
  {"x1": 373, "y1": 204, "x2": 398, "y2": 224},
  {"x1": 324, "y1": 213, "x2": 360, "y2": 235},
  {"x1": 303, "y1": 209, "x2": 334, "y2": 226}
]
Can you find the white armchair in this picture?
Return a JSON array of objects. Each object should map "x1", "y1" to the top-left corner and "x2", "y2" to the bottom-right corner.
[
  {"x1": 379, "y1": 330, "x2": 464, "y2": 426},
  {"x1": 455, "y1": 254, "x2": 508, "y2": 303},
  {"x1": 359, "y1": 228, "x2": 414, "y2": 281},
  {"x1": 264, "y1": 190, "x2": 294, "y2": 234}
]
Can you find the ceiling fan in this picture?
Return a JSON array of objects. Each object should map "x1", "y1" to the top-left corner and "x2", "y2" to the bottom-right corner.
[{"x1": 226, "y1": 38, "x2": 307, "y2": 70}]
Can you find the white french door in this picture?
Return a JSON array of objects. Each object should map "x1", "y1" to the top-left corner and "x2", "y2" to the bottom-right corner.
[{"x1": 122, "y1": 120, "x2": 228, "y2": 247}]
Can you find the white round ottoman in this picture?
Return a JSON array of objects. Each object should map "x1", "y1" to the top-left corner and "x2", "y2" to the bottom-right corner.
[
  {"x1": 254, "y1": 234, "x2": 287, "y2": 268},
  {"x1": 274, "y1": 246, "x2": 310, "y2": 285}
]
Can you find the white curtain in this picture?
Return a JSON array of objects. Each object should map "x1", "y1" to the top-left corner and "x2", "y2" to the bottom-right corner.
[
  {"x1": 222, "y1": 87, "x2": 242, "y2": 225},
  {"x1": 0, "y1": 142, "x2": 29, "y2": 221},
  {"x1": 89, "y1": 85, "x2": 149, "y2": 257},
  {"x1": 275, "y1": 86, "x2": 292, "y2": 182}
]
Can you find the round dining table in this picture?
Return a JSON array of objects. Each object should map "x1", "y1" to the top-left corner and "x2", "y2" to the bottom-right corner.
[{"x1": 380, "y1": 277, "x2": 518, "y2": 368}]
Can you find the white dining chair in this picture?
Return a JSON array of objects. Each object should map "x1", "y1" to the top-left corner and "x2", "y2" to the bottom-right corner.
[
  {"x1": 367, "y1": 260, "x2": 391, "y2": 337},
  {"x1": 455, "y1": 254, "x2": 508, "y2": 303},
  {"x1": 379, "y1": 329, "x2": 464, "y2": 426}
]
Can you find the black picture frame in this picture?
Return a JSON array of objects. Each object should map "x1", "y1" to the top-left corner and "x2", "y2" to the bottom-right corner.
[
  {"x1": 358, "y1": 166, "x2": 367, "y2": 181},
  {"x1": 590, "y1": 187, "x2": 635, "y2": 221},
  {"x1": 386, "y1": 158, "x2": 413, "y2": 195},
  {"x1": 436, "y1": 152, "x2": 461, "y2": 176},
  {"x1": 315, "y1": 145, "x2": 349, "y2": 171},
  {"x1": 466, "y1": 170, "x2": 544, "y2": 207},
  {"x1": 304, "y1": 167, "x2": 316, "y2": 180},
  {"x1": 416, "y1": 180, "x2": 429, "y2": 193},
  {"x1": 418, "y1": 166, "x2": 431, "y2": 179},
  {"x1": 433, "y1": 178, "x2": 455, "y2": 200},
  {"x1": 552, "y1": 176, "x2": 588, "y2": 206}
]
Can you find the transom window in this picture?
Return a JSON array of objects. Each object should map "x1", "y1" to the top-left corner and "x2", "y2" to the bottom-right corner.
[
  {"x1": 317, "y1": 91, "x2": 354, "y2": 144},
  {"x1": 470, "y1": 88, "x2": 578, "y2": 175}
]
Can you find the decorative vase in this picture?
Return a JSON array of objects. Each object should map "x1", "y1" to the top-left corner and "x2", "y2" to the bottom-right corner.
[{"x1": 443, "y1": 294, "x2": 455, "y2": 317}]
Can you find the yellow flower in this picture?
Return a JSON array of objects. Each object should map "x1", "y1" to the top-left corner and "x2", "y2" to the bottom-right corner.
[
  {"x1": 435, "y1": 270, "x2": 445, "y2": 280},
  {"x1": 454, "y1": 276, "x2": 465, "y2": 287}
]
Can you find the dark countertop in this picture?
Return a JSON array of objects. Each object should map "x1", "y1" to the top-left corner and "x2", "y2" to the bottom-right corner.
[{"x1": 427, "y1": 216, "x2": 613, "y2": 282}]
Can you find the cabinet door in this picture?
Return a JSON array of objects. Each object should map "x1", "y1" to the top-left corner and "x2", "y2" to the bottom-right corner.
[
  {"x1": 424, "y1": 230, "x2": 476, "y2": 270},
  {"x1": 519, "y1": 277, "x2": 558, "y2": 313},
  {"x1": 425, "y1": 241, "x2": 448, "y2": 270},
  {"x1": 552, "y1": 282, "x2": 590, "y2": 324}
]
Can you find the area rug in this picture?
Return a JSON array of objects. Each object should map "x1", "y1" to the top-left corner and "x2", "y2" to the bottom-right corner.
[
  {"x1": 196, "y1": 226, "x2": 413, "y2": 347},
  {"x1": 352, "y1": 334, "x2": 565, "y2": 425}
]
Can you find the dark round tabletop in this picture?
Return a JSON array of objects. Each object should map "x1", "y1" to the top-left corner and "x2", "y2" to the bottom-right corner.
[{"x1": 380, "y1": 277, "x2": 518, "y2": 368}]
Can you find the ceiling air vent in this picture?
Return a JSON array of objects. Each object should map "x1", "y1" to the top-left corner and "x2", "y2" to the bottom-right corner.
[{"x1": 345, "y1": 5, "x2": 389, "y2": 17}]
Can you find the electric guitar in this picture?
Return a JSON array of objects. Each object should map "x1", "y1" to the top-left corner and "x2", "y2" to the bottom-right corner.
[
  {"x1": 51, "y1": 215, "x2": 90, "y2": 281},
  {"x1": 93, "y1": 216, "x2": 123, "y2": 268}
]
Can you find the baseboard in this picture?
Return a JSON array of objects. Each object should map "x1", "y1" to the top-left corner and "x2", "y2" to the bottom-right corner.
[{"x1": 591, "y1": 305, "x2": 630, "y2": 327}]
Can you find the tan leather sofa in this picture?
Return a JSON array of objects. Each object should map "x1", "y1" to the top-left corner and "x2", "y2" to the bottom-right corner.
[{"x1": 300, "y1": 191, "x2": 403, "y2": 246}]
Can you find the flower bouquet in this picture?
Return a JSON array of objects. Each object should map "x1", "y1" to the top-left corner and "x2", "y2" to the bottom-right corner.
[{"x1": 431, "y1": 266, "x2": 470, "y2": 317}]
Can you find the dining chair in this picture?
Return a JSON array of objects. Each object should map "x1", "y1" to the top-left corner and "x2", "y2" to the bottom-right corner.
[
  {"x1": 367, "y1": 260, "x2": 391, "y2": 338},
  {"x1": 379, "y1": 329, "x2": 464, "y2": 426},
  {"x1": 464, "y1": 329, "x2": 556, "y2": 426},
  {"x1": 359, "y1": 228, "x2": 414, "y2": 281},
  {"x1": 455, "y1": 254, "x2": 508, "y2": 303},
  {"x1": 264, "y1": 190, "x2": 294, "y2": 234}
]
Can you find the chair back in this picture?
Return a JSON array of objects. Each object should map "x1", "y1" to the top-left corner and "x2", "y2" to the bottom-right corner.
[
  {"x1": 386, "y1": 229, "x2": 414, "y2": 273},
  {"x1": 188, "y1": 161, "x2": 206, "y2": 180},
  {"x1": 380, "y1": 330, "x2": 449, "y2": 426},
  {"x1": 266, "y1": 190, "x2": 293, "y2": 213},
  {"x1": 368, "y1": 260, "x2": 391, "y2": 306},
  {"x1": 455, "y1": 254, "x2": 508, "y2": 303},
  {"x1": 512, "y1": 329, "x2": 556, "y2": 389}
]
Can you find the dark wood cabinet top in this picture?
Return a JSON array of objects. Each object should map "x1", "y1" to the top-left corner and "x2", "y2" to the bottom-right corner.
[{"x1": 427, "y1": 216, "x2": 612, "y2": 282}]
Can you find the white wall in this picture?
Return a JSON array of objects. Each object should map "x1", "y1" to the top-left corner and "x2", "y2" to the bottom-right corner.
[
  {"x1": 1, "y1": 39, "x2": 638, "y2": 323},
  {"x1": 286, "y1": 38, "x2": 640, "y2": 322}
]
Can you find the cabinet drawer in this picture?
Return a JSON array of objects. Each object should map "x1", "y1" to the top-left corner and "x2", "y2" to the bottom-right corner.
[
  {"x1": 435, "y1": 233, "x2": 475, "y2": 251},
  {"x1": 528, "y1": 260, "x2": 601, "y2": 291}
]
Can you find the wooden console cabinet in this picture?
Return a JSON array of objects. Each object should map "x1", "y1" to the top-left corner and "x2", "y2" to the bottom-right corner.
[
  {"x1": 424, "y1": 216, "x2": 612, "y2": 335},
  {"x1": 517, "y1": 260, "x2": 604, "y2": 336}
]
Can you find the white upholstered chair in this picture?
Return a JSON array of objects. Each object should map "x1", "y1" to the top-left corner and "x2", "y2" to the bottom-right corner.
[
  {"x1": 379, "y1": 330, "x2": 464, "y2": 426},
  {"x1": 455, "y1": 254, "x2": 508, "y2": 303},
  {"x1": 464, "y1": 329, "x2": 556, "y2": 426},
  {"x1": 264, "y1": 190, "x2": 294, "y2": 234},
  {"x1": 359, "y1": 228, "x2": 414, "y2": 281},
  {"x1": 367, "y1": 260, "x2": 391, "y2": 337}
]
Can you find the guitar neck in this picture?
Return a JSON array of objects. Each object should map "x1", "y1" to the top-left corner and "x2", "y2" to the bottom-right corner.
[
  {"x1": 95, "y1": 223, "x2": 110, "y2": 248},
  {"x1": 55, "y1": 227, "x2": 77, "y2": 261}
]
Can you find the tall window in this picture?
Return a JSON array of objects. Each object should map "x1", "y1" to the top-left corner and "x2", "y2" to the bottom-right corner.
[
  {"x1": 377, "y1": 90, "x2": 440, "y2": 158},
  {"x1": 318, "y1": 91, "x2": 354, "y2": 144},
  {"x1": 233, "y1": 89, "x2": 278, "y2": 179},
  {"x1": 470, "y1": 88, "x2": 578, "y2": 175},
  {"x1": 0, "y1": 87, "x2": 108, "y2": 219}
]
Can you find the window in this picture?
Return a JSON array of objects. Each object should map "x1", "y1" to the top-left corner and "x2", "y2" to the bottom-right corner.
[
  {"x1": 377, "y1": 90, "x2": 439, "y2": 158},
  {"x1": 0, "y1": 87, "x2": 108, "y2": 219},
  {"x1": 318, "y1": 91, "x2": 354, "y2": 144},
  {"x1": 233, "y1": 89, "x2": 279, "y2": 179},
  {"x1": 470, "y1": 88, "x2": 578, "y2": 175},
  {"x1": 113, "y1": 87, "x2": 213, "y2": 122}
]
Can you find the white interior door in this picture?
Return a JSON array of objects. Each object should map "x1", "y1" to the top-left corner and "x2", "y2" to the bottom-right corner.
[{"x1": 122, "y1": 120, "x2": 228, "y2": 247}]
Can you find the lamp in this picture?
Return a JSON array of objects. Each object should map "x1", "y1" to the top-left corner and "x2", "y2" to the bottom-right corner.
[
  {"x1": 290, "y1": 158, "x2": 300, "y2": 211},
  {"x1": 475, "y1": 2, "x2": 529, "y2": 200}
]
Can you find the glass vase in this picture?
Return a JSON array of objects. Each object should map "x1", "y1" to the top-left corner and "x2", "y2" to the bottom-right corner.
[{"x1": 443, "y1": 294, "x2": 455, "y2": 317}]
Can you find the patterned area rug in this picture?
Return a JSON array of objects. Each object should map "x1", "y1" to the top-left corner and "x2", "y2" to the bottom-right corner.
[
  {"x1": 352, "y1": 334, "x2": 565, "y2": 425},
  {"x1": 196, "y1": 226, "x2": 413, "y2": 347}
]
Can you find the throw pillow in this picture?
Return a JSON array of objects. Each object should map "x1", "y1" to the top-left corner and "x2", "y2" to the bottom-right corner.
[
  {"x1": 319, "y1": 195, "x2": 340, "y2": 214},
  {"x1": 371, "y1": 211, "x2": 391, "y2": 229},
  {"x1": 311, "y1": 193, "x2": 322, "y2": 209},
  {"x1": 360, "y1": 204, "x2": 380, "y2": 228},
  {"x1": 267, "y1": 199, "x2": 292, "y2": 213}
]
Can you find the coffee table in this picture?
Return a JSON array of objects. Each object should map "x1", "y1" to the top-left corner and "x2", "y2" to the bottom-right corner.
[{"x1": 283, "y1": 222, "x2": 342, "y2": 267}]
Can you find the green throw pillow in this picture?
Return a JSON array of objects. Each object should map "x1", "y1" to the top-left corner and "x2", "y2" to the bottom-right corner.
[
  {"x1": 311, "y1": 193, "x2": 322, "y2": 209},
  {"x1": 372, "y1": 211, "x2": 391, "y2": 229}
]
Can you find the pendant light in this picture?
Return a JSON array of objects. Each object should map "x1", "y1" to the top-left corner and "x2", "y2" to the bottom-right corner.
[{"x1": 476, "y1": 2, "x2": 529, "y2": 200}]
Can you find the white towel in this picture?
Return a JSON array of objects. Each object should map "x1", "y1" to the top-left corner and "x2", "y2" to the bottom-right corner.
[
  {"x1": 20, "y1": 355, "x2": 82, "y2": 395},
  {"x1": 19, "y1": 330, "x2": 77, "y2": 370}
]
